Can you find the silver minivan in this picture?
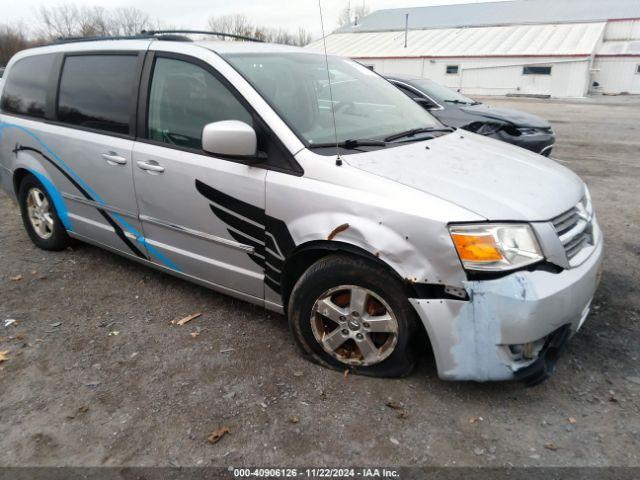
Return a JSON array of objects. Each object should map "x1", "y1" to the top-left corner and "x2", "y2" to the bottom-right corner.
[{"x1": 0, "y1": 35, "x2": 603, "y2": 385}]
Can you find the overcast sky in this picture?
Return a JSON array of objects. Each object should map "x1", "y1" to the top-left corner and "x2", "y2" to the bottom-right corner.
[{"x1": 1, "y1": 0, "x2": 507, "y2": 38}]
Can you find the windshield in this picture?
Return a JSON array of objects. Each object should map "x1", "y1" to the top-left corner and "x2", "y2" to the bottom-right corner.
[
  {"x1": 411, "y1": 79, "x2": 479, "y2": 105},
  {"x1": 223, "y1": 53, "x2": 442, "y2": 146}
]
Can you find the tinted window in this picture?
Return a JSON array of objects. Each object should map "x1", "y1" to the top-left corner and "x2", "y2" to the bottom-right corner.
[
  {"x1": 57, "y1": 55, "x2": 138, "y2": 134},
  {"x1": 523, "y1": 66, "x2": 552, "y2": 75},
  {"x1": 410, "y1": 79, "x2": 477, "y2": 106},
  {"x1": 148, "y1": 57, "x2": 252, "y2": 150},
  {"x1": 636, "y1": 64, "x2": 640, "y2": 74},
  {"x1": 1, "y1": 54, "x2": 55, "y2": 118},
  {"x1": 446, "y1": 65, "x2": 459, "y2": 75}
]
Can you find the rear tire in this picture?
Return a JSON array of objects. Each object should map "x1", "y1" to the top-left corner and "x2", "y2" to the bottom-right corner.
[
  {"x1": 18, "y1": 174, "x2": 72, "y2": 251},
  {"x1": 288, "y1": 254, "x2": 417, "y2": 378}
]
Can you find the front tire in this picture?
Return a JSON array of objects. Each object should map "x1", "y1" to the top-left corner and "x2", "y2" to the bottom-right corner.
[
  {"x1": 288, "y1": 254, "x2": 417, "y2": 377},
  {"x1": 18, "y1": 174, "x2": 72, "y2": 251}
]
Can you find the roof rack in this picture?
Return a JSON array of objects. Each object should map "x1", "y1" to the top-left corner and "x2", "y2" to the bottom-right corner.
[
  {"x1": 141, "y1": 30, "x2": 264, "y2": 43},
  {"x1": 52, "y1": 29, "x2": 263, "y2": 46},
  {"x1": 53, "y1": 34, "x2": 150, "y2": 45}
]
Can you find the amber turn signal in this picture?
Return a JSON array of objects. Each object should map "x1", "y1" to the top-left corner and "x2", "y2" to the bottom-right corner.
[{"x1": 451, "y1": 233, "x2": 503, "y2": 263}]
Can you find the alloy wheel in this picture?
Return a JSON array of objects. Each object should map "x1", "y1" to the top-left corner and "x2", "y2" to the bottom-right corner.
[
  {"x1": 26, "y1": 187, "x2": 54, "y2": 240},
  {"x1": 310, "y1": 285, "x2": 399, "y2": 366}
]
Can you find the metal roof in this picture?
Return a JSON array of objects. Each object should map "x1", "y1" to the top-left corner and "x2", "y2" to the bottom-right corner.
[
  {"x1": 597, "y1": 40, "x2": 640, "y2": 56},
  {"x1": 338, "y1": 0, "x2": 640, "y2": 33},
  {"x1": 308, "y1": 22, "x2": 605, "y2": 58}
]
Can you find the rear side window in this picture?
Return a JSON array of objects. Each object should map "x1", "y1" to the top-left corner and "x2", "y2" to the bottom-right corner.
[
  {"x1": 1, "y1": 54, "x2": 56, "y2": 118},
  {"x1": 147, "y1": 57, "x2": 252, "y2": 150},
  {"x1": 57, "y1": 55, "x2": 138, "y2": 135}
]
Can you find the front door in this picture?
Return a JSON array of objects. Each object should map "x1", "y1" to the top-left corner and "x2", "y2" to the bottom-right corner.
[{"x1": 132, "y1": 53, "x2": 267, "y2": 298}]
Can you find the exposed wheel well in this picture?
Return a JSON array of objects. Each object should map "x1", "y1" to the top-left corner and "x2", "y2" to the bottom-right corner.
[
  {"x1": 280, "y1": 241, "x2": 433, "y2": 363},
  {"x1": 13, "y1": 168, "x2": 31, "y2": 196},
  {"x1": 280, "y1": 241, "x2": 415, "y2": 312}
]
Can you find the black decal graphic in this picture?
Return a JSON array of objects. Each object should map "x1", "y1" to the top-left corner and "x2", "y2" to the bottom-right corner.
[
  {"x1": 13, "y1": 144, "x2": 147, "y2": 259},
  {"x1": 195, "y1": 179, "x2": 295, "y2": 295}
]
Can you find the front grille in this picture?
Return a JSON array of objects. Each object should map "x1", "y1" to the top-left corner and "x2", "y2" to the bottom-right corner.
[{"x1": 551, "y1": 197, "x2": 594, "y2": 262}]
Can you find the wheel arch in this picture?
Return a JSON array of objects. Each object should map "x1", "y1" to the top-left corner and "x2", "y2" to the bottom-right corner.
[
  {"x1": 280, "y1": 240, "x2": 423, "y2": 313},
  {"x1": 13, "y1": 167, "x2": 31, "y2": 196}
]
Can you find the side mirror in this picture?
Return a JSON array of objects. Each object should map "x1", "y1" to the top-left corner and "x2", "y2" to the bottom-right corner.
[{"x1": 202, "y1": 120, "x2": 257, "y2": 159}]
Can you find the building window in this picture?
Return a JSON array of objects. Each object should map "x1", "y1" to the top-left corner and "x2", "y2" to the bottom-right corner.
[
  {"x1": 446, "y1": 65, "x2": 459, "y2": 75},
  {"x1": 636, "y1": 64, "x2": 640, "y2": 74},
  {"x1": 523, "y1": 66, "x2": 552, "y2": 75}
]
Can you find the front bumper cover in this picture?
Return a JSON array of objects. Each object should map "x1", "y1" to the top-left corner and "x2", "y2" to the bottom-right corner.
[
  {"x1": 410, "y1": 227, "x2": 603, "y2": 383},
  {"x1": 489, "y1": 130, "x2": 555, "y2": 156}
]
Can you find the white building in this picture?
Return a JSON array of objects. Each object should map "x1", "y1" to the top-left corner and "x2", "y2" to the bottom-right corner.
[{"x1": 307, "y1": 0, "x2": 640, "y2": 97}]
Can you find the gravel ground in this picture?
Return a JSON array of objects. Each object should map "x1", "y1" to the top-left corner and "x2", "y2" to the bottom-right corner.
[{"x1": 0, "y1": 95, "x2": 639, "y2": 468}]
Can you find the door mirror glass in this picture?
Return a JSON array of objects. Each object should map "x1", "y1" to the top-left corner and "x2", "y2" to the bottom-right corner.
[{"x1": 202, "y1": 120, "x2": 257, "y2": 158}]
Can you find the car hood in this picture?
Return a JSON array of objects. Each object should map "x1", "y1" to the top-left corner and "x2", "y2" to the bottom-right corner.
[
  {"x1": 460, "y1": 104, "x2": 551, "y2": 128},
  {"x1": 344, "y1": 132, "x2": 584, "y2": 221}
]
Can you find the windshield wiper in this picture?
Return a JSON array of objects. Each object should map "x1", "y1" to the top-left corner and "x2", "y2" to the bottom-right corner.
[
  {"x1": 309, "y1": 138, "x2": 387, "y2": 149},
  {"x1": 384, "y1": 127, "x2": 454, "y2": 143}
]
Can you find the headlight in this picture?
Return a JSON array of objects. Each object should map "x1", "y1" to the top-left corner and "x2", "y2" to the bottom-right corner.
[
  {"x1": 449, "y1": 224, "x2": 544, "y2": 271},
  {"x1": 581, "y1": 185, "x2": 593, "y2": 219}
]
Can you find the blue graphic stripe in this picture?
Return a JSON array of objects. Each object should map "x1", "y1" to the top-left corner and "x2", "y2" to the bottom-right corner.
[
  {"x1": 1, "y1": 122, "x2": 101, "y2": 200},
  {"x1": 28, "y1": 169, "x2": 73, "y2": 232},
  {"x1": 110, "y1": 212, "x2": 181, "y2": 271},
  {"x1": 1, "y1": 121, "x2": 181, "y2": 272}
]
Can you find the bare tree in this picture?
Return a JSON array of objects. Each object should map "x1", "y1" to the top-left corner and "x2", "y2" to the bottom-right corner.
[
  {"x1": 207, "y1": 14, "x2": 254, "y2": 39},
  {"x1": 110, "y1": 7, "x2": 153, "y2": 36},
  {"x1": 39, "y1": 4, "x2": 80, "y2": 38},
  {"x1": 337, "y1": 2, "x2": 352, "y2": 27},
  {"x1": 0, "y1": 24, "x2": 31, "y2": 65},
  {"x1": 338, "y1": 1, "x2": 369, "y2": 27},
  {"x1": 354, "y1": 3, "x2": 370, "y2": 25},
  {"x1": 295, "y1": 27, "x2": 312, "y2": 46},
  {"x1": 37, "y1": 4, "x2": 153, "y2": 40},
  {"x1": 207, "y1": 14, "x2": 312, "y2": 46}
]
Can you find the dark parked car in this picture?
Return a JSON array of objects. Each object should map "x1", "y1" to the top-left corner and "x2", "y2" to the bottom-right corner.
[{"x1": 386, "y1": 74, "x2": 555, "y2": 156}]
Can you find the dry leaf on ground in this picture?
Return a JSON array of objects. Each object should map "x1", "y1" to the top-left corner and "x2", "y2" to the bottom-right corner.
[
  {"x1": 290, "y1": 415, "x2": 299, "y2": 424},
  {"x1": 190, "y1": 331, "x2": 200, "y2": 339},
  {"x1": 568, "y1": 417, "x2": 577, "y2": 424},
  {"x1": 544, "y1": 443, "x2": 558, "y2": 451},
  {"x1": 10, "y1": 275, "x2": 22, "y2": 281},
  {"x1": 175, "y1": 313, "x2": 202, "y2": 326},
  {"x1": 0, "y1": 350, "x2": 9, "y2": 363},
  {"x1": 207, "y1": 426, "x2": 230, "y2": 444}
]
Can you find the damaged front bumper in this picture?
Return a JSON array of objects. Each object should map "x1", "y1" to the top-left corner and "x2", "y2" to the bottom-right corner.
[{"x1": 410, "y1": 230, "x2": 603, "y2": 383}]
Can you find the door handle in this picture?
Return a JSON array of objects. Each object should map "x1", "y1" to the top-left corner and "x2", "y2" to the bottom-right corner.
[
  {"x1": 136, "y1": 160, "x2": 165, "y2": 173},
  {"x1": 102, "y1": 152, "x2": 127, "y2": 165}
]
